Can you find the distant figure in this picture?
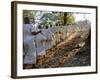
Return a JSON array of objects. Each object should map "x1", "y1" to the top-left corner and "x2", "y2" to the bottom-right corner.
[{"x1": 23, "y1": 17, "x2": 41, "y2": 68}]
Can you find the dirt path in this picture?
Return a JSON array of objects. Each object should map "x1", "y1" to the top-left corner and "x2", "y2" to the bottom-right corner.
[{"x1": 34, "y1": 31, "x2": 90, "y2": 68}]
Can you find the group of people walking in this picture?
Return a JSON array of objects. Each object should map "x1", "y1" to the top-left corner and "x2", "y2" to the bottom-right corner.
[
  {"x1": 23, "y1": 17, "x2": 55, "y2": 68},
  {"x1": 23, "y1": 16, "x2": 68, "y2": 69}
]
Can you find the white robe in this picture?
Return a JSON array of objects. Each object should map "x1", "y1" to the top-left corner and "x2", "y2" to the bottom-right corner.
[
  {"x1": 23, "y1": 24, "x2": 36, "y2": 64},
  {"x1": 41, "y1": 28, "x2": 54, "y2": 49},
  {"x1": 32, "y1": 25, "x2": 47, "y2": 56}
]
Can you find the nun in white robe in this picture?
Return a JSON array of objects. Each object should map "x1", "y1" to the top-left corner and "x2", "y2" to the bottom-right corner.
[
  {"x1": 23, "y1": 23, "x2": 37, "y2": 64},
  {"x1": 41, "y1": 27, "x2": 53, "y2": 50},
  {"x1": 33, "y1": 25, "x2": 47, "y2": 56}
]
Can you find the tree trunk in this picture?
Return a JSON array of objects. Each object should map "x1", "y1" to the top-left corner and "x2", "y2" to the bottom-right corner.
[{"x1": 64, "y1": 13, "x2": 67, "y2": 25}]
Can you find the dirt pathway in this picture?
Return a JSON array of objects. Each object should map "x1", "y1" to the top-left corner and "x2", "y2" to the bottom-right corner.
[{"x1": 35, "y1": 31, "x2": 90, "y2": 68}]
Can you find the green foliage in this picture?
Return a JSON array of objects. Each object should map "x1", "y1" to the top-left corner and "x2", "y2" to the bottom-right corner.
[
  {"x1": 40, "y1": 13, "x2": 56, "y2": 21},
  {"x1": 66, "y1": 14, "x2": 75, "y2": 25},
  {"x1": 39, "y1": 13, "x2": 55, "y2": 28},
  {"x1": 23, "y1": 10, "x2": 37, "y2": 18},
  {"x1": 23, "y1": 10, "x2": 75, "y2": 27}
]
